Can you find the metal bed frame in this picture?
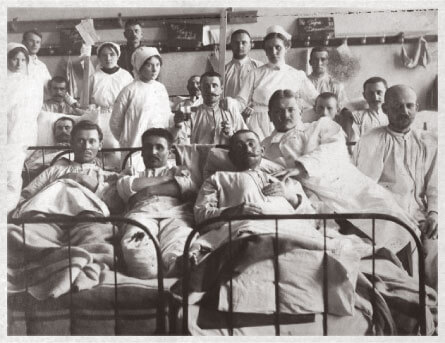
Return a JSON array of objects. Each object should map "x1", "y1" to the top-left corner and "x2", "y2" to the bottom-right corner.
[
  {"x1": 181, "y1": 213, "x2": 427, "y2": 336},
  {"x1": 9, "y1": 215, "x2": 168, "y2": 335}
]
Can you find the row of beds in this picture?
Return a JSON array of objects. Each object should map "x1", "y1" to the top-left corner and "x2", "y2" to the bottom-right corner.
[{"x1": 8, "y1": 144, "x2": 430, "y2": 336}]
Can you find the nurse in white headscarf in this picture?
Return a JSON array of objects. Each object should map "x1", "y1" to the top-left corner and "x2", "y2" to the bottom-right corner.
[
  {"x1": 235, "y1": 25, "x2": 318, "y2": 140},
  {"x1": 90, "y1": 42, "x2": 133, "y2": 109},
  {"x1": 6, "y1": 43, "x2": 43, "y2": 212},
  {"x1": 110, "y1": 47, "x2": 172, "y2": 150},
  {"x1": 89, "y1": 42, "x2": 133, "y2": 168}
]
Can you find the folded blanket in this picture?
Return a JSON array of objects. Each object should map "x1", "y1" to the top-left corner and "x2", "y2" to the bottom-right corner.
[{"x1": 8, "y1": 221, "x2": 115, "y2": 300}]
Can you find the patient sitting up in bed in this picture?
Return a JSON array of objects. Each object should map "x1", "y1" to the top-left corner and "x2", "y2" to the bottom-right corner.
[
  {"x1": 116, "y1": 128, "x2": 196, "y2": 279},
  {"x1": 9, "y1": 120, "x2": 120, "y2": 300},
  {"x1": 192, "y1": 129, "x2": 316, "y2": 257},
  {"x1": 195, "y1": 129, "x2": 314, "y2": 223}
]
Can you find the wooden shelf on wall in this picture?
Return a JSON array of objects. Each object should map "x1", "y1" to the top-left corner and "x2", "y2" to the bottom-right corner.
[
  {"x1": 7, "y1": 10, "x2": 258, "y2": 33},
  {"x1": 33, "y1": 33, "x2": 438, "y2": 57}
]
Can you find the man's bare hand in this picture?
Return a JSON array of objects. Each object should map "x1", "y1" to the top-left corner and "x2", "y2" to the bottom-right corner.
[
  {"x1": 273, "y1": 166, "x2": 306, "y2": 182},
  {"x1": 241, "y1": 106, "x2": 254, "y2": 121},
  {"x1": 221, "y1": 201, "x2": 264, "y2": 217},
  {"x1": 262, "y1": 182, "x2": 286, "y2": 197},
  {"x1": 421, "y1": 211, "x2": 438, "y2": 240}
]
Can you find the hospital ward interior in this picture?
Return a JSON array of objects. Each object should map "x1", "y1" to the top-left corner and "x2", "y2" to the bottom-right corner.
[{"x1": 5, "y1": 6, "x2": 440, "y2": 336}]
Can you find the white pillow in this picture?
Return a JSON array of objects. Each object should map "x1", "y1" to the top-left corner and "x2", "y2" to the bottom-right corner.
[
  {"x1": 203, "y1": 147, "x2": 285, "y2": 181},
  {"x1": 36, "y1": 110, "x2": 99, "y2": 146}
]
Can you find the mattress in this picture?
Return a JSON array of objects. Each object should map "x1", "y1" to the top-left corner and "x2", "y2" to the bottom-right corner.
[{"x1": 8, "y1": 270, "x2": 178, "y2": 335}]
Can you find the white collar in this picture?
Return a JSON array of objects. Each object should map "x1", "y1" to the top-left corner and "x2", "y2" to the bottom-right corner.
[
  {"x1": 232, "y1": 56, "x2": 250, "y2": 66},
  {"x1": 266, "y1": 61, "x2": 286, "y2": 70}
]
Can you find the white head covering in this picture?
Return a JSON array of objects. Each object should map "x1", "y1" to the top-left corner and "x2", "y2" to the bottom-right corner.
[
  {"x1": 97, "y1": 41, "x2": 121, "y2": 58},
  {"x1": 131, "y1": 46, "x2": 161, "y2": 78},
  {"x1": 266, "y1": 25, "x2": 292, "y2": 41},
  {"x1": 7, "y1": 42, "x2": 28, "y2": 54}
]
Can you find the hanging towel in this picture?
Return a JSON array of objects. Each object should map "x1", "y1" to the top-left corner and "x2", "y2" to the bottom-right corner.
[{"x1": 400, "y1": 37, "x2": 430, "y2": 69}]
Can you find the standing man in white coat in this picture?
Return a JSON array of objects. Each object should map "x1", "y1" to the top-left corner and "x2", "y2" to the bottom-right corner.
[
  {"x1": 224, "y1": 29, "x2": 263, "y2": 98},
  {"x1": 22, "y1": 30, "x2": 52, "y2": 98}
]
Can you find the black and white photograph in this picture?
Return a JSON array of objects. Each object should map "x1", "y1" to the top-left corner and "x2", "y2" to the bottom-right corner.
[{"x1": 2, "y1": 0, "x2": 442, "y2": 338}]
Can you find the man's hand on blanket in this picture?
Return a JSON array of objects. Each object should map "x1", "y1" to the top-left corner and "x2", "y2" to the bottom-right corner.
[
  {"x1": 421, "y1": 211, "x2": 438, "y2": 240},
  {"x1": 221, "y1": 201, "x2": 264, "y2": 217},
  {"x1": 272, "y1": 163, "x2": 308, "y2": 182},
  {"x1": 60, "y1": 173, "x2": 99, "y2": 192},
  {"x1": 262, "y1": 182, "x2": 301, "y2": 209}
]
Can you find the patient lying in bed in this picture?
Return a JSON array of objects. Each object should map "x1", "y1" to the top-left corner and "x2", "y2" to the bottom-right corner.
[
  {"x1": 9, "y1": 121, "x2": 121, "y2": 300},
  {"x1": 116, "y1": 128, "x2": 196, "y2": 279}
]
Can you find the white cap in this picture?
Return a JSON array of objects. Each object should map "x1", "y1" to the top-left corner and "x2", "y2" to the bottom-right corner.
[
  {"x1": 97, "y1": 41, "x2": 121, "y2": 58},
  {"x1": 266, "y1": 25, "x2": 292, "y2": 41},
  {"x1": 7, "y1": 42, "x2": 28, "y2": 54},
  {"x1": 131, "y1": 46, "x2": 161, "y2": 72}
]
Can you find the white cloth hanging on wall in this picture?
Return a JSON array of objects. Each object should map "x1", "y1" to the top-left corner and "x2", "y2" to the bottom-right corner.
[{"x1": 400, "y1": 37, "x2": 430, "y2": 69}]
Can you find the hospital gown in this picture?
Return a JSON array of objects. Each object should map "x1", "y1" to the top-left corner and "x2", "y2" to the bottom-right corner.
[
  {"x1": 116, "y1": 165, "x2": 196, "y2": 278},
  {"x1": 235, "y1": 62, "x2": 318, "y2": 140},
  {"x1": 224, "y1": 56, "x2": 263, "y2": 98},
  {"x1": 193, "y1": 169, "x2": 316, "y2": 252},
  {"x1": 308, "y1": 73, "x2": 348, "y2": 109},
  {"x1": 351, "y1": 108, "x2": 389, "y2": 141},
  {"x1": 189, "y1": 99, "x2": 247, "y2": 144},
  {"x1": 173, "y1": 96, "x2": 203, "y2": 144},
  {"x1": 262, "y1": 117, "x2": 419, "y2": 253},
  {"x1": 42, "y1": 99, "x2": 79, "y2": 115},
  {"x1": 354, "y1": 127, "x2": 438, "y2": 288},
  {"x1": 110, "y1": 79, "x2": 172, "y2": 148}
]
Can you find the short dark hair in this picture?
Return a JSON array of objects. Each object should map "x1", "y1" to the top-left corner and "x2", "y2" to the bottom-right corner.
[
  {"x1": 315, "y1": 92, "x2": 338, "y2": 105},
  {"x1": 23, "y1": 30, "x2": 42, "y2": 41},
  {"x1": 263, "y1": 32, "x2": 291, "y2": 49},
  {"x1": 268, "y1": 89, "x2": 297, "y2": 110},
  {"x1": 363, "y1": 77, "x2": 388, "y2": 91},
  {"x1": 200, "y1": 71, "x2": 223, "y2": 85},
  {"x1": 70, "y1": 120, "x2": 103, "y2": 142},
  {"x1": 141, "y1": 128, "x2": 173, "y2": 147},
  {"x1": 231, "y1": 29, "x2": 251, "y2": 41},
  {"x1": 8, "y1": 47, "x2": 29, "y2": 64},
  {"x1": 229, "y1": 129, "x2": 260, "y2": 148},
  {"x1": 125, "y1": 18, "x2": 142, "y2": 29},
  {"x1": 187, "y1": 75, "x2": 200, "y2": 83},
  {"x1": 49, "y1": 76, "x2": 68, "y2": 88},
  {"x1": 310, "y1": 47, "x2": 329, "y2": 60},
  {"x1": 53, "y1": 116, "x2": 75, "y2": 134}
]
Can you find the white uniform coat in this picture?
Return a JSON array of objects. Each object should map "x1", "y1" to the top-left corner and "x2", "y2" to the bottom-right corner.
[
  {"x1": 236, "y1": 62, "x2": 318, "y2": 140},
  {"x1": 110, "y1": 79, "x2": 172, "y2": 148}
]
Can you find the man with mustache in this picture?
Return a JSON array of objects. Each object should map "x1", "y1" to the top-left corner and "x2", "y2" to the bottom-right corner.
[
  {"x1": 116, "y1": 128, "x2": 196, "y2": 279},
  {"x1": 178, "y1": 71, "x2": 247, "y2": 144},
  {"x1": 261, "y1": 89, "x2": 421, "y2": 258},
  {"x1": 117, "y1": 19, "x2": 144, "y2": 76},
  {"x1": 42, "y1": 76, "x2": 84, "y2": 115},
  {"x1": 24, "y1": 117, "x2": 75, "y2": 177},
  {"x1": 354, "y1": 84, "x2": 438, "y2": 290}
]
